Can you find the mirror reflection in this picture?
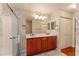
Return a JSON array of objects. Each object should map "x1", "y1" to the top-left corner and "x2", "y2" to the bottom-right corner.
[{"x1": 25, "y1": 14, "x2": 56, "y2": 34}]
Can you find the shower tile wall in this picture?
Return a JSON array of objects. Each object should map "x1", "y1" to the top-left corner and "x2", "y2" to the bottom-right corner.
[{"x1": 76, "y1": 17, "x2": 79, "y2": 56}]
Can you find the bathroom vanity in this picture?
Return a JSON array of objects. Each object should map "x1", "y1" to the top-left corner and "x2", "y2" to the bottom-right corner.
[
  {"x1": 26, "y1": 34, "x2": 57, "y2": 56},
  {"x1": 25, "y1": 13, "x2": 57, "y2": 56}
]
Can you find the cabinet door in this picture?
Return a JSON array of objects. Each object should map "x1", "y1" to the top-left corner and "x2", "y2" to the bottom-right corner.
[
  {"x1": 35, "y1": 38, "x2": 41, "y2": 53},
  {"x1": 41, "y1": 37, "x2": 48, "y2": 52},
  {"x1": 47, "y1": 36, "x2": 57, "y2": 50},
  {"x1": 27, "y1": 38, "x2": 41, "y2": 56},
  {"x1": 27, "y1": 38, "x2": 36, "y2": 56}
]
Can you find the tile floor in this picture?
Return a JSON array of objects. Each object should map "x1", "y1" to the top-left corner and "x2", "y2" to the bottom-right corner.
[
  {"x1": 34, "y1": 50, "x2": 66, "y2": 56},
  {"x1": 20, "y1": 49, "x2": 66, "y2": 56}
]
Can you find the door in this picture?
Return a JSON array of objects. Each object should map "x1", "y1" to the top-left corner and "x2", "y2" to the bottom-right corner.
[
  {"x1": 2, "y1": 4, "x2": 19, "y2": 56},
  {"x1": 59, "y1": 17, "x2": 73, "y2": 49}
]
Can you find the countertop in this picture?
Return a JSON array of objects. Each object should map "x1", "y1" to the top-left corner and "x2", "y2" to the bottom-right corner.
[{"x1": 26, "y1": 32, "x2": 57, "y2": 39}]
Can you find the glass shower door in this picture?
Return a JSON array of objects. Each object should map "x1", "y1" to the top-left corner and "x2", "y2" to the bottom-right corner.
[{"x1": 12, "y1": 12, "x2": 20, "y2": 56}]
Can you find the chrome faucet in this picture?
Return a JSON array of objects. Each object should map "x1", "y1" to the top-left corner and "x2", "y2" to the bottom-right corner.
[{"x1": 30, "y1": 33, "x2": 34, "y2": 36}]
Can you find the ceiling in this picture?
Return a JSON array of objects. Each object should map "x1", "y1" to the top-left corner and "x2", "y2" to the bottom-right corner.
[
  {"x1": 9, "y1": 3, "x2": 79, "y2": 14},
  {"x1": 6, "y1": 3, "x2": 79, "y2": 21}
]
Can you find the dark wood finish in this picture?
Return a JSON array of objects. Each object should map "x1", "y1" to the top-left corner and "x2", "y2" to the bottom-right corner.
[
  {"x1": 27, "y1": 38, "x2": 41, "y2": 55},
  {"x1": 41, "y1": 37, "x2": 48, "y2": 52},
  {"x1": 47, "y1": 36, "x2": 57, "y2": 50},
  {"x1": 27, "y1": 38, "x2": 36, "y2": 55},
  {"x1": 27, "y1": 36, "x2": 57, "y2": 56},
  {"x1": 35, "y1": 38, "x2": 41, "y2": 54}
]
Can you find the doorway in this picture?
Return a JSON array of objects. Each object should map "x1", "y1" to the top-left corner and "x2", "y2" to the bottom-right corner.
[{"x1": 58, "y1": 17, "x2": 75, "y2": 56}]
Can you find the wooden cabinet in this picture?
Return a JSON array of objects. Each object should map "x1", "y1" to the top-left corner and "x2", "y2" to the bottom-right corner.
[
  {"x1": 27, "y1": 36, "x2": 57, "y2": 56},
  {"x1": 27, "y1": 38, "x2": 41, "y2": 56},
  {"x1": 41, "y1": 37, "x2": 48, "y2": 52},
  {"x1": 27, "y1": 38, "x2": 36, "y2": 55},
  {"x1": 47, "y1": 36, "x2": 57, "y2": 50},
  {"x1": 35, "y1": 38, "x2": 41, "y2": 53}
]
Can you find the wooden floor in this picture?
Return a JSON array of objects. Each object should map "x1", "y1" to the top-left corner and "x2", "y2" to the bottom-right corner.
[{"x1": 61, "y1": 47, "x2": 75, "y2": 56}]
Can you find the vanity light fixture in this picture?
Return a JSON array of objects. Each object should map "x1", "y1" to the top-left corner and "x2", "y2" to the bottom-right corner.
[
  {"x1": 42, "y1": 16, "x2": 46, "y2": 20},
  {"x1": 33, "y1": 14, "x2": 47, "y2": 20},
  {"x1": 38, "y1": 16, "x2": 42, "y2": 19},
  {"x1": 39, "y1": 16, "x2": 47, "y2": 20}
]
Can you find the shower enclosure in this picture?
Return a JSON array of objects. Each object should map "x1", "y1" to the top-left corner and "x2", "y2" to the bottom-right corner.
[
  {"x1": 6, "y1": 4, "x2": 26, "y2": 56},
  {"x1": 0, "y1": 4, "x2": 22, "y2": 56}
]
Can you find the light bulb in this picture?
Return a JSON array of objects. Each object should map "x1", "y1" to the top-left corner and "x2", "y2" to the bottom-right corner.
[
  {"x1": 33, "y1": 14, "x2": 39, "y2": 19},
  {"x1": 39, "y1": 16, "x2": 42, "y2": 19},
  {"x1": 42, "y1": 16, "x2": 46, "y2": 20}
]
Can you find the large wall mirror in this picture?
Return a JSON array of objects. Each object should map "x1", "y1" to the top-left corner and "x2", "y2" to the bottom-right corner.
[
  {"x1": 25, "y1": 19, "x2": 57, "y2": 34},
  {"x1": 26, "y1": 19, "x2": 48, "y2": 34}
]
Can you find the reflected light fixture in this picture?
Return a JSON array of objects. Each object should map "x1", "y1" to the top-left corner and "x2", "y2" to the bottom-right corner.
[
  {"x1": 33, "y1": 14, "x2": 47, "y2": 20},
  {"x1": 42, "y1": 16, "x2": 46, "y2": 20}
]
